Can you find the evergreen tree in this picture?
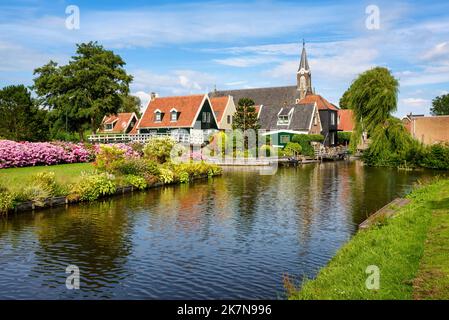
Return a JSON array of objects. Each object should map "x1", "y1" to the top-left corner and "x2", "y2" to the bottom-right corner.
[{"x1": 232, "y1": 98, "x2": 260, "y2": 131}]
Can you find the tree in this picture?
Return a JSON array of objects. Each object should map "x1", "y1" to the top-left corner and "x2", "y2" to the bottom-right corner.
[
  {"x1": 232, "y1": 98, "x2": 260, "y2": 131},
  {"x1": 0, "y1": 85, "x2": 49, "y2": 141},
  {"x1": 338, "y1": 89, "x2": 351, "y2": 109},
  {"x1": 33, "y1": 41, "x2": 133, "y2": 141},
  {"x1": 431, "y1": 93, "x2": 449, "y2": 115},
  {"x1": 120, "y1": 94, "x2": 142, "y2": 117},
  {"x1": 345, "y1": 67, "x2": 399, "y2": 150}
]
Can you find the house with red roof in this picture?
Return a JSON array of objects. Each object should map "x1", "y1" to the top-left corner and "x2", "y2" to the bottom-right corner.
[
  {"x1": 337, "y1": 109, "x2": 355, "y2": 132},
  {"x1": 134, "y1": 94, "x2": 219, "y2": 137},
  {"x1": 98, "y1": 112, "x2": 138, "y2": 134},
  {"x1": 209, "y1": 95, "x2": 236, "y2": 130}
]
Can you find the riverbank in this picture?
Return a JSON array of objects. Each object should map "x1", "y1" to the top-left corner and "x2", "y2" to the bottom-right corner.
[
  {"x1": 289, "y1": 178, "x2": 449, "y2": 300},
  {"x1": 0, "y1": 142, "x2": 222, "y2": 214}
]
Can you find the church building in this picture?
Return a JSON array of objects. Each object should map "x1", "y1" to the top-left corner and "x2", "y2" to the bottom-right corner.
[{"x1": 210, "y1": 42, "x2": 339, "y2": 146}]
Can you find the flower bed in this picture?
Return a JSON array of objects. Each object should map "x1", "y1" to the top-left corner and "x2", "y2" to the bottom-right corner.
[
  {"x1": 0, "y1": 140, "x2": 140, "y2": 169},
  {"x1": 0, "y1": 140, "x2": 93, "y2": 169}
]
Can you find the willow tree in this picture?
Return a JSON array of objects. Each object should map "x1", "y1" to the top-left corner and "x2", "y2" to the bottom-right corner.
[{"x1": 344, "y1": 67, "x2": 399, "y2": 151}]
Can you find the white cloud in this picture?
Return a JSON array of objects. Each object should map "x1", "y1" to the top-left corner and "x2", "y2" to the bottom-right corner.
[
  {"x1": 400, "y1": 98, "x2": 430, "y2": 108},
  {"x1": 131, "y1": 69, "x2": 216, "y2": 96},
  {"x1": 0, "y1": 40, "x2": 67, "y2": 72},
  {"x1": 0, "y1": 2, "x2": 345, "y2": 49}
]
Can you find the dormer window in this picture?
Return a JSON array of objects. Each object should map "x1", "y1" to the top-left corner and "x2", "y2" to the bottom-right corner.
[
  {"x1": 105, "y1": 123, "x2": 114, "y2": 130},
  {"x1": 170, "y1": 108, "x2": 178, "y2": 122},
  {"x1": 278, "y1": 115, "x2": 289, "y2": 125},
  {"x1": 154, "y1": 109, "x2": 162, "y2": 122},
  {"x1": 277, "y1": 107, "x2": 293, "y2": 125}
]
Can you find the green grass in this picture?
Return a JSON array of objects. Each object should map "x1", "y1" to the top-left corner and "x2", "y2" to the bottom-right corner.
[
  {"x1": 290, "y1": 179, "x2": 449, "y2": 300},
  {"x1": 413, "y1": 193, "x2": 449, "y2": 299},
  {"x1": 0, "y1": 163, "x2": 95, "y2": 192}
]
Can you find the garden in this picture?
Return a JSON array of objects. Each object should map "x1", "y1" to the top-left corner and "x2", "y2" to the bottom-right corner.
[{"x1": 0, "y1": 137, "x2": 222, "y2": 214}]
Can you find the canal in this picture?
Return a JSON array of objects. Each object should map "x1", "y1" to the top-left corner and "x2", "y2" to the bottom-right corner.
[{"x1": 0, "y1": 161, "x2": 442, "y2": 299}]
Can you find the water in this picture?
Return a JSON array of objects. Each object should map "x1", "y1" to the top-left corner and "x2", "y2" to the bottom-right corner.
[{"x1": 0, "y1": 161, "x2": 442, "y2": 299}]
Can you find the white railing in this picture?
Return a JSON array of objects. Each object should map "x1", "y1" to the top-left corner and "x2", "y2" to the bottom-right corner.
[{"x1": 87, "y1": 132, "x2": 204, "y2": 144}]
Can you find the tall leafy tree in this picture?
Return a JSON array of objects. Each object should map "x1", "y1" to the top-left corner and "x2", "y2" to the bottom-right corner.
[
  {"x1": 0, "y1": 85, "x2": 49, "y2": 141},
  {"x1": 232, "y1": 98, "x2": 260, "y2": 131},
  {"x1": 120, "y1": 94, "x2": 142, "y2": 117},
  {"x1": 345, "y1": 67, "x2": 399, "y2": 149},
  {"x1": 33, "y1": 41, "x2": 133, "y2": 141},
  {"x1": 431, "y1": 93, "x2": 449, "y2": 115}
]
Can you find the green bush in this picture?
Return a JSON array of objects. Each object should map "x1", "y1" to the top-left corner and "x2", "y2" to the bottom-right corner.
[
  {"x1": 94, "y1": 145, "x2": 126, "y2": 172},
  {"x1": 179, "y1": 171, "x2": 190, "y2": 184},
  {"x1": 70, "y1": 173, "x2": 117, "y2": 201},
  {"x1": 0, "y1": 187, "x2": 15, "y2": 214},
  {"x1": 21, "y1": 184, "x2": 52, "y2": 206},
  {"x1": 282, "y1": 142, "x2": 302, "y2": 157},
  {"x1": 143, "y1": 137, "x2": 177, "y2": 164},
  {"x1": 291, "y1": 134, "x2": 319, "y2": 157},
  {"x1": 207, "y1": 165, "x2": 222, "y2": 178},
  {"x1": 337, "y1": 131, "x2": 352, "y2": 144},
  {"x1": 113, "y1": 158, "x2": 160, "y2": 177},
  {"x1": 31, "y1": 172, "x2": 67, "y2": 197},
  {"x1": 124, "y1": 175, "x2": 147, "y2": 190},
  {"x1": 420, "y1": 144, "x2": 449, "y2": 170},
  {"x1": 158, "y1": 168, "x2": 174, "y2": 184}
]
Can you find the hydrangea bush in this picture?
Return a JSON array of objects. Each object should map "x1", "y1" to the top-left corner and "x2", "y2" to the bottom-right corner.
[{"x1": 0, "y1": 140, "x2": 139, "y2": 169}]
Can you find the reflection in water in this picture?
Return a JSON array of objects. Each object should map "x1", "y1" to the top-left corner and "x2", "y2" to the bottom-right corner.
[{"x1": 0, "y1": 161, "x2": 442, "y2": 299}]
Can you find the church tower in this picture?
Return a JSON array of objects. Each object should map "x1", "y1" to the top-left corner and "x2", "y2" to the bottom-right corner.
[{"x1": 297, "y1": 41, "x2": 312, "y2": 100}]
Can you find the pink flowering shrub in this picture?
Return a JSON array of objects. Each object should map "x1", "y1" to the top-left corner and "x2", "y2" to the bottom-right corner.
[
  {"x1": 0, "y1": 140, "x2": 141, "y2": 169},
  {"x1": 0, "y1": 140, "x2": 94, "y2": 169}
]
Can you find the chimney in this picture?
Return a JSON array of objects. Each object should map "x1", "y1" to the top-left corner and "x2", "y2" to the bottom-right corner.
[{"x1": 150, "y1": 92, "x2": 158, "y2": 101}]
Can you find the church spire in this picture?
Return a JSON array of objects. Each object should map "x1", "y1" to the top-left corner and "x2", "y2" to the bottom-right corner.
[
  {"x1": 297, "y1": 40, "x2": 312, "y2": 100},
  {"x1": 298, "y1": 40, "x2": 310, "y2": 72}
]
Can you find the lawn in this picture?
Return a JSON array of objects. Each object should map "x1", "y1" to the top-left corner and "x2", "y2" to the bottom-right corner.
[
  {"x1": 289, "y1": 178, "x2": 449, "y2": 300},
  {"x1": 0, "y1": 163, "x2": 95, "y2": 192}
]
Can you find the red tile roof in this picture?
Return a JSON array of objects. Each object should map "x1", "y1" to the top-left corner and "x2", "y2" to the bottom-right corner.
[
  {"x1": 338, "y1": 109, "x2": 355, "y2": 131},
  {"x1": 299, "y1": 94, "x2": 338, "y2": 111},
  {"x1": 210, "y1": 96, "x2": 229, "y2": 123},
  {"x1": 138, "y1": 94, "x2": 206, "y2": 129},
  {"x1": 99, "y1": 113, "x2": 137, "y2": 133}
]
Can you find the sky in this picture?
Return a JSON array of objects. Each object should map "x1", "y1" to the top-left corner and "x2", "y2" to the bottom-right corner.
[{"x1": 1, "y1": 0, "x2": 449, "y2": 117}]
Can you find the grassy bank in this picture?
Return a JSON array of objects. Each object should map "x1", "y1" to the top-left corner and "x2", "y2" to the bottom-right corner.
[
  {"x1": 0, "y1": 163, "x2": 94, "y2": 192},
  {"x1": 289, "y1": 178, "x2": 449, "y2": 300}
]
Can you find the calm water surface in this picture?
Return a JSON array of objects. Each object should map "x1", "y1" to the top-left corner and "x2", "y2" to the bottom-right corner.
[{"x1": 0, "y1": 161, "x2": 442, "y2": 299}]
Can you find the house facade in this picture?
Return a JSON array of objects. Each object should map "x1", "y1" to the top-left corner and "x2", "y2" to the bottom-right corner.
[
  {"x1": 258, "y1": 102, "x2": 322, "y2": 147},
  {"x1": 210, "y1": 95, "x2": 236, "y2": 130},
  {"x1": 403, "y1": 114, "x2": 449, "y2": 145},
  {"x1": 135, "y1": 94, "x2": 219, "y2": 138},
  {"x1": 338, "y1": 109, "x2": 355, "y2": 132},
  {"x1": 210, "y1": 42, "x2": 339, "y2": 146},
  {"x1": 98, "y1": 112, "x2": 138, "y2": 134}
]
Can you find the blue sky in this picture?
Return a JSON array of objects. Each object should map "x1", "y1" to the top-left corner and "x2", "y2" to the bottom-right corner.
[{"x1": 1, "y1": 0, "x2": 449, "y2": 117}]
